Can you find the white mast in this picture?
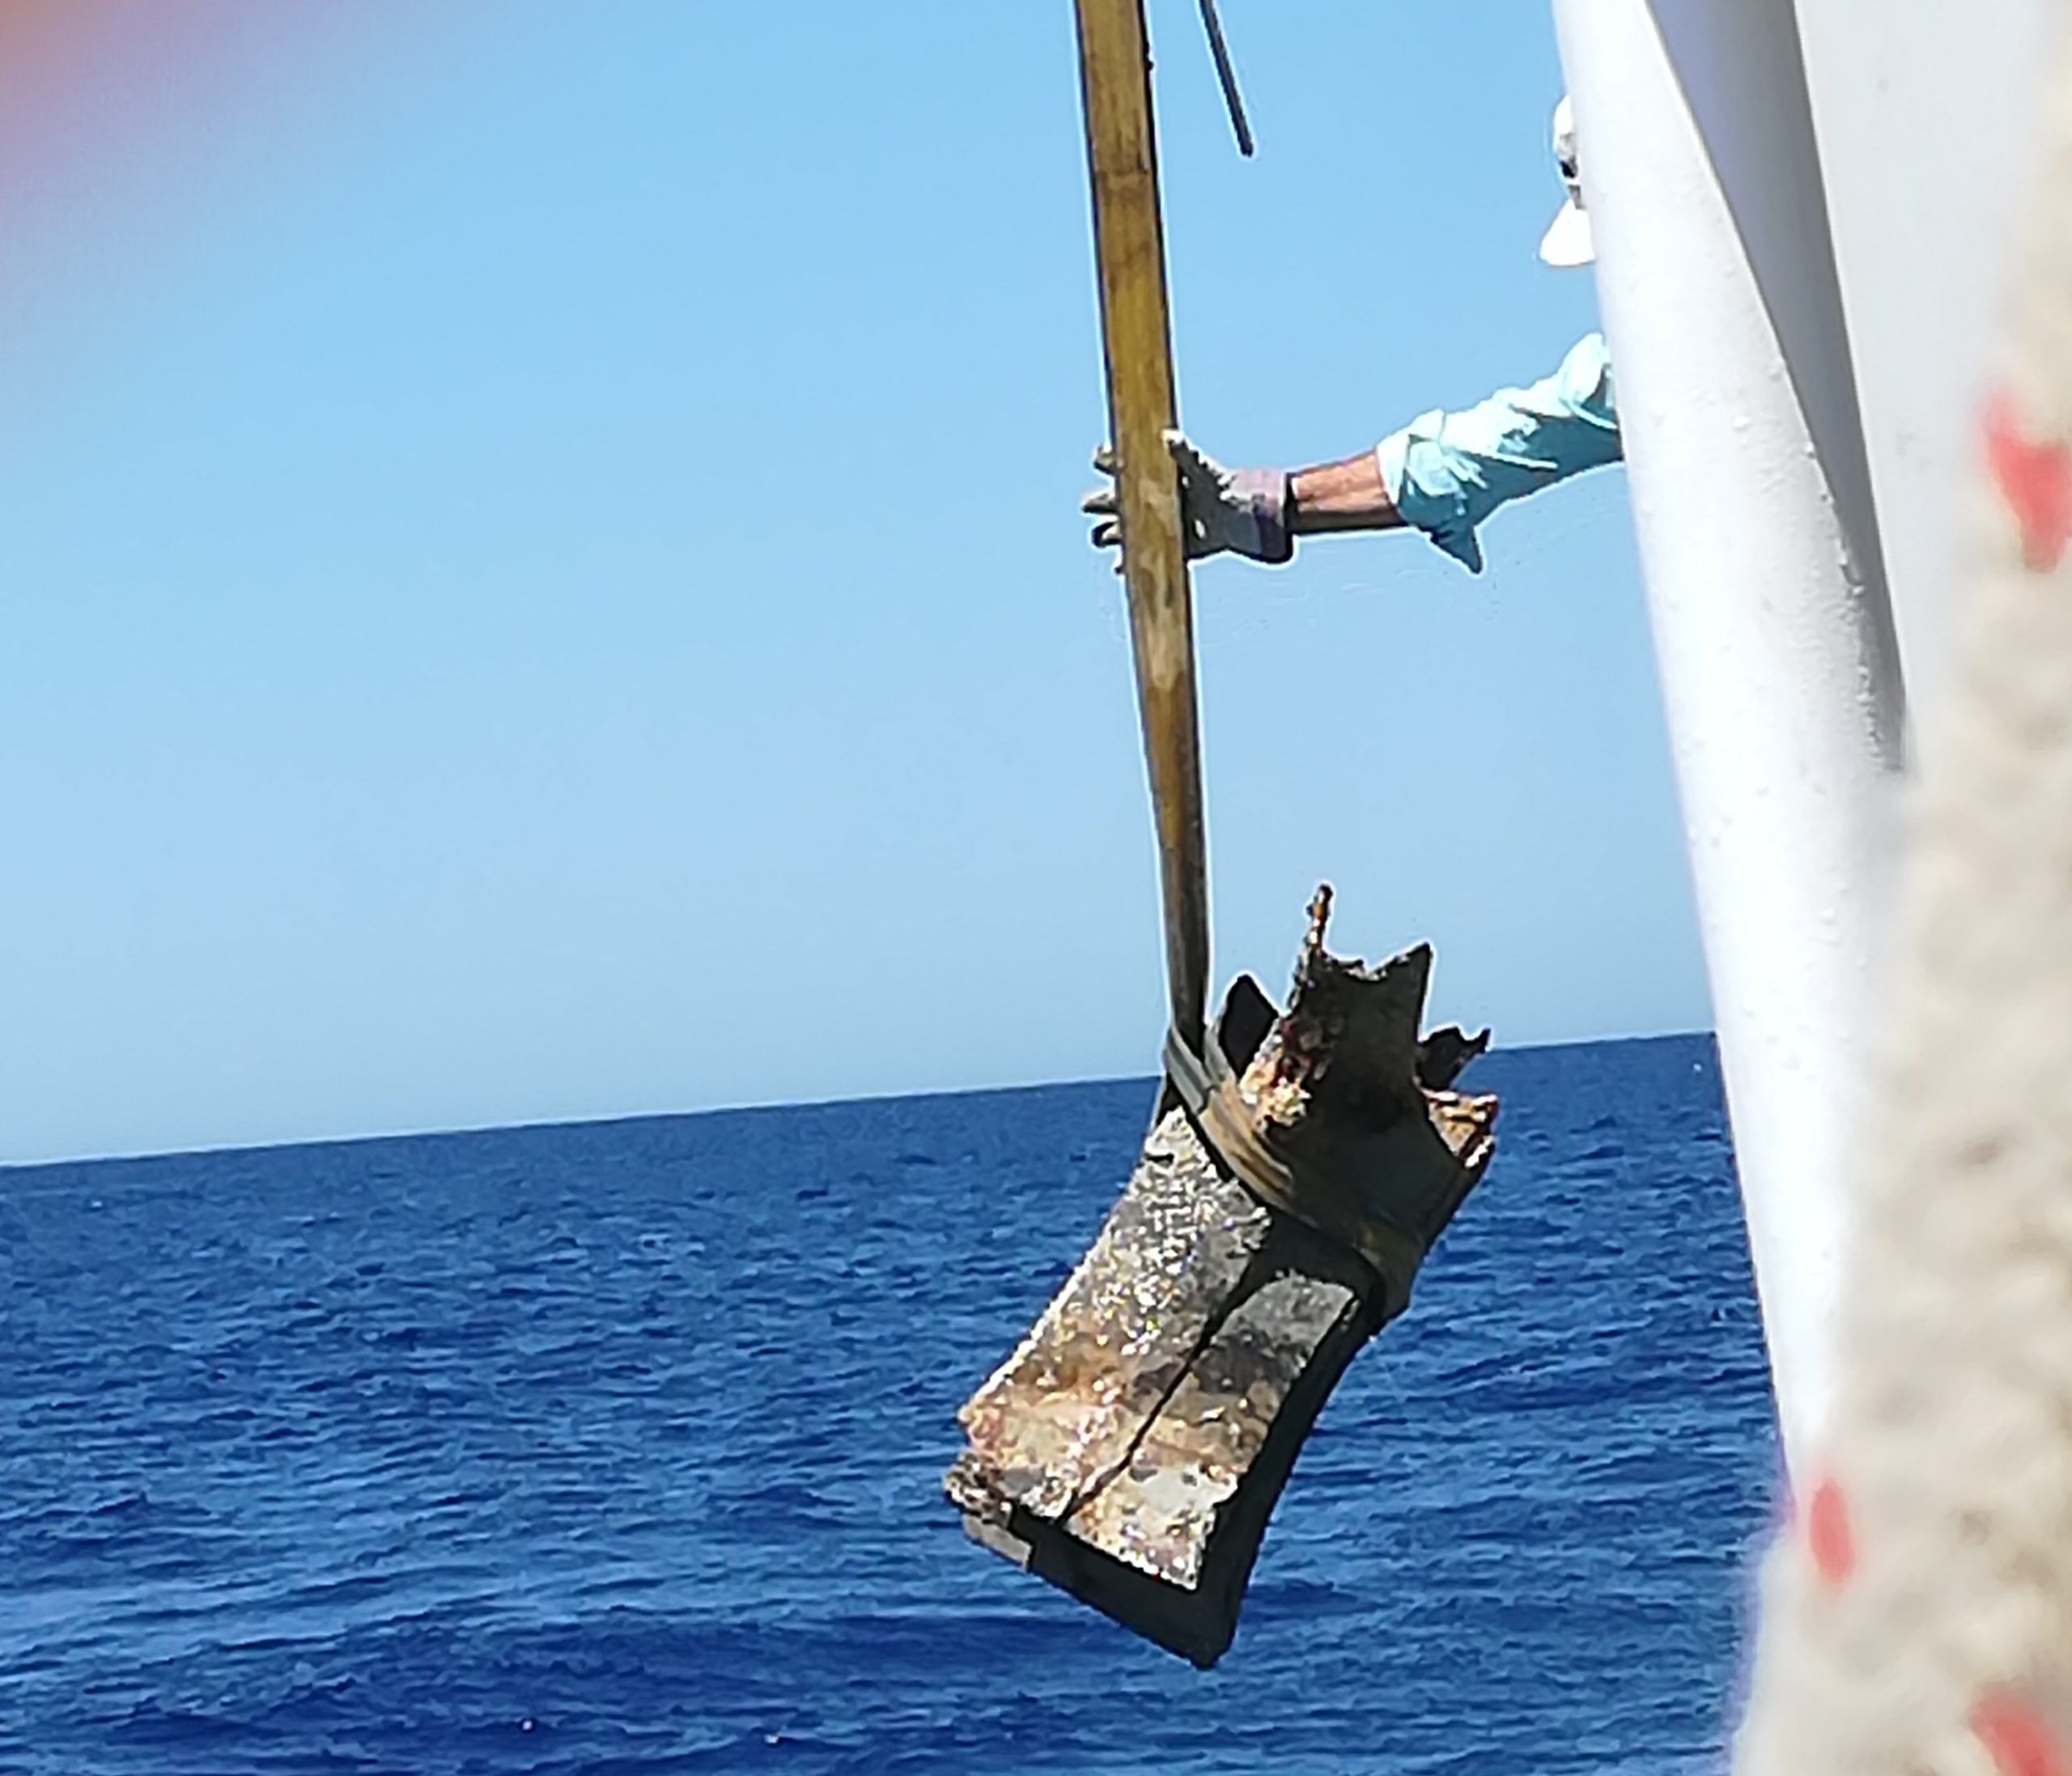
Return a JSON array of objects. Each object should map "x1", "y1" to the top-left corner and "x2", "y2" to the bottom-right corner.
[{"x1": 1549, "y1": 0, "x2": 1908, "y2": 1480}]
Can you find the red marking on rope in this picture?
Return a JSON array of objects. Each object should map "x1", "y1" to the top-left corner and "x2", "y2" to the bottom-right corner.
[
  {"x1": 1807, "y1": 1476, "x2": 1854, "y2": 1586},
  {"x1": 1974, "y1": 1693, "x2": 2071, "y2": 1776},
  {"x1": 1986, "y1": 392, "x2": 2072, "y2": 571}
]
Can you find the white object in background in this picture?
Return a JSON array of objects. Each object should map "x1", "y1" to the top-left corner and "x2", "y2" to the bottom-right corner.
[
  {"x1": 1551, "y1": 0, "x2": 1909, "y2": 1481},
  {"x1": 1791, "y1": 0, "x2": 2055, "y2": 738},
  {"x1": 1735, "y1": 31, "x2": 2072, "y2": 1771}
]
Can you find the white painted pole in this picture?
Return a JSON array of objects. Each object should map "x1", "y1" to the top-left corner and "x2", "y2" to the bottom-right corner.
[
  {"x1": 1550, "y1": 0, "x2": 1909, "y2": 1481},
  {"x1": 1791, "y1": 0, "x2": 2054, "y2": 735}
]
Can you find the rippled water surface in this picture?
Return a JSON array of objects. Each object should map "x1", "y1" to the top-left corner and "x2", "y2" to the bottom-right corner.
[{"x1": 2, "y1": 1035, "x2": 1777, "y2": 1774}]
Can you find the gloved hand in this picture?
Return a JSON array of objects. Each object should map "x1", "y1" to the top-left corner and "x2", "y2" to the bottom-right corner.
[{"x1": 1081, "y1": 430, "x2": 1294, "y2": 565}]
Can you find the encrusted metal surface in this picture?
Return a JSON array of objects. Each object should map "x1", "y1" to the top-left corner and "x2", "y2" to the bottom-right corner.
[
  {"x1": 945, "y1": 892, "x2": 1501, "y2": 1667},
  {"x1": 945, "y1": 1111, "x2": 1267, "y2": 1527},
  {"x1": 1060, "y1": 1273, "x2": 1355, "y2": 1587}
]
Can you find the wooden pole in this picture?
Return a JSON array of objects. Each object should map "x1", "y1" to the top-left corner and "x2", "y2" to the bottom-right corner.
[{"x1": 1072, "y1": 0, "x2": 1211, "y2": 1055}]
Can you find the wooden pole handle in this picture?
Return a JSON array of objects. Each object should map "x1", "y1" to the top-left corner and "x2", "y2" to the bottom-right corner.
[{"x1": 1072, "y1": 0, "x2": 1212, "y2": 1054}]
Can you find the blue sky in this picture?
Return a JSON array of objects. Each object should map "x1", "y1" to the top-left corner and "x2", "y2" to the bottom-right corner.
[{"x1": 0, "y1": 2, "x2": 1705, "y2": 1162}]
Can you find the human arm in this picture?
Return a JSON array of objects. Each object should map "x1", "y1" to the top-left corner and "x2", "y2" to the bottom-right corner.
[
  {"x1": 1287, "y1": 450, "x2": 1408, "y2": 535},
  {"x1": 1082, "y1": 333, "x2": 1620, "y2": 572},
  {"x1": 1081, "y1": 436, "x2": 1404, "y2": 565},
  {"x1": 1377, "y1": 331, "x2": 1620, "y2": 572}
]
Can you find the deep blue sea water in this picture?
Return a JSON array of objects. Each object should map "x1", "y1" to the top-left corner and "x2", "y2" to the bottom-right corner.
[{"x1": 1, "y1": 1035, "x2": 1777, "y2": 1776}]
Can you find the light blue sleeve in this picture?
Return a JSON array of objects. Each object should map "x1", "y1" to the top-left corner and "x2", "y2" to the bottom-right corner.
[{"x1": 1374, "y1": 331, "x2": 1622, "y2": 574}]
